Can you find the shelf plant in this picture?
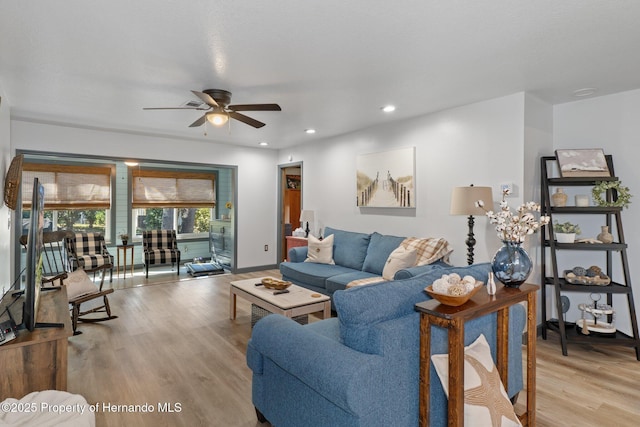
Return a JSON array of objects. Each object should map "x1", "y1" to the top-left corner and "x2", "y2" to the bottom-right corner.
[{"x1": 553, "y1": 220, "x2": 580, "y2": 243}]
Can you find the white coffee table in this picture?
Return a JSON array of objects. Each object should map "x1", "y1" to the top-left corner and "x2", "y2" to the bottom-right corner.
[{"x1": 229, "y1": 277, "x2": 331, "y2": 322}]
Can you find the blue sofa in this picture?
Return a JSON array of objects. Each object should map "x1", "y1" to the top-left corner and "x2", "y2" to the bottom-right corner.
[
  {"x1": 247, "y1": 262, "x2": 526, "y2": 427},
  {"x1": 280, "y1": 226, "x2": 450, "y2": 297}
]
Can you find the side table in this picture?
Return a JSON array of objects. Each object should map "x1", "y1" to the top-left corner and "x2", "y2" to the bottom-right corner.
[
  {"x1": 116, "y1": 244, "x2": 135, "y2": 278},
  {"x1": 285, "y1": 236, "x2": 308, "y2": 261},
  {"x1": 415, "y1": 283, "x2": 538, "y2": 427}
]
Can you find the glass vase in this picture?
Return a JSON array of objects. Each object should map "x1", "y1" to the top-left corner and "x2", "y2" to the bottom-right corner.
[{"x1": 491, "y1": 241, "x2": 532, "y2": 288}]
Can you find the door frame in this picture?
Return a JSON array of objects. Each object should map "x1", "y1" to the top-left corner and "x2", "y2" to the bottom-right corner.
[{"x1": 277, "y1": 161, "x2": 303, "y2": 264}]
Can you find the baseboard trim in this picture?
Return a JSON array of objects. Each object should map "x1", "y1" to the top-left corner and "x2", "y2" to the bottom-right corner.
[{"x1": 233, "y1": 264, "x2": 279, "y2": 274}]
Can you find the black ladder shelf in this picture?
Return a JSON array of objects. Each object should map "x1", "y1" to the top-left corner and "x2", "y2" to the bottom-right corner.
[{"x1": 540, "y1": 155, "x2": 640, "y2": 360}]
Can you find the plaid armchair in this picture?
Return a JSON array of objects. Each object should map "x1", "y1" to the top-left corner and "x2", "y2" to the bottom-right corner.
[
  {"x1": 142, "y1": 230, "x2": 181, "y2": 278},
  {"x1": 65, "y1": 232, "x2": 113, "y2": 282}
]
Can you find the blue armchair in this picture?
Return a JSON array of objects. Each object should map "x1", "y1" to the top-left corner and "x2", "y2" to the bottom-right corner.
[{"x1": 246, "y1": 263, "x2": 526, "y2": 427}]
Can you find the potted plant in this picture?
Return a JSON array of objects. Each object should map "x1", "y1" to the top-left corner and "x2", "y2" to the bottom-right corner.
[
  {"x1": 120, "y1": 233, "x2": 129, "y2": 245},
  {"x1": 553, "y1": 221, "x2": 581, "y2": 243}
]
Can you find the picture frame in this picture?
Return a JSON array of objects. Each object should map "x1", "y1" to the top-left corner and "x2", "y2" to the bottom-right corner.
[
  {"x1": 356, "y1": 146, "x2": 415, "y2": 208},
  {"x1": 555, "y1": 149, "x2": 611, "y2": 178},
  {"x1": 286, "y1": 175, "x2": 301, "y2": 190}
]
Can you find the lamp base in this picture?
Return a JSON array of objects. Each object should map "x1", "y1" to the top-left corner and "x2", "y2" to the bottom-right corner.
[{"x1": 465, "y1": 215, "x2": 476, "y2": 265}]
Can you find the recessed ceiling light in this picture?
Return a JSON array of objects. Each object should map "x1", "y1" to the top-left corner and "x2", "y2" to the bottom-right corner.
[
  {"x1": 124, "y1": 161, "x2": 139, "y2": 167},
  {"x1": 304, "y1": 128, "x2": 316, "y2": 134},
  {"x1": 259, "y1": 141, "x2": 268, "y2": 146},
  {"x1": 381, "y1": 105, "x2": 396, "y2": 113},
  {"x1": 573, "y1": 88, "x2": 597, "y2": 97}
]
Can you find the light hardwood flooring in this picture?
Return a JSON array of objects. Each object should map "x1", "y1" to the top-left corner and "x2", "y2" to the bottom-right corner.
[{"x1": 68, "y1": 268, "x2": 640, "y2": 427}]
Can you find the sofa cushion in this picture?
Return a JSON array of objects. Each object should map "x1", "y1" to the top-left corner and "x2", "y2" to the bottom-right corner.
[
  {"x1": 325, "y1": 271, "x2": 383, "y2": 294},
  {"x1": 431, "y1": 334, "x2": 522, "y2": 427},
  {"x1": 335, "y1": 263, "x2": 493, "y2": 352},
  {"x1": 324, "y1": 227, "x2": 370, "y2": 271},
  {"x1": 280, "y1": 261, "x2": 357, "y2": 290},
  {"x1": 382, "y1": 246, "x2": 417, "y2": 280},
  {"x1": 362, "y1": 232, "x2": 406, "y2": 275},
  {"x1": 304, "y1": 234, "x2": 335, "y2": 264}
]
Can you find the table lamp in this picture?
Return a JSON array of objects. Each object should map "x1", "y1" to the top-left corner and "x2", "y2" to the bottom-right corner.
[
  {"x1": 299, "y1": 210, "x2": 315, "y2": 238},
  {"x1": 450, "y1": 185, "x2": 493, "y2": 265}
]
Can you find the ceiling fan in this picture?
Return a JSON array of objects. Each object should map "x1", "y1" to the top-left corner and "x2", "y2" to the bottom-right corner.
[{"x1": 143, "y1": 89, "x2": 281, "y2": 129}]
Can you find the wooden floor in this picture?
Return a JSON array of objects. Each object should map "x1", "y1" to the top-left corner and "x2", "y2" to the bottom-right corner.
[{"x1": 67, "y1": 268, "x2": 640, "y2": 427}]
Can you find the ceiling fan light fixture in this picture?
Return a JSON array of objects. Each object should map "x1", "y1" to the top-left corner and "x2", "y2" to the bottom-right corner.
[{"x1": 207, "y1": 112, "x2": 229, "y2": 126}]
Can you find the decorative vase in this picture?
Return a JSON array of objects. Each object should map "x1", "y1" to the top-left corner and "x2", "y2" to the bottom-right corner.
[
  {"x1": 491, "y1": 241, "x2": 533, "y2": 288},
  {"x1": 556, "y1": 233, "x2": 576, "y2": 243},
  {"x1": 552, "y1": 188, "x2": 568, "y2": 207},
  {"x1": 597, "y1": 225, "x2": 614, "y2": 244},
  {"x1": 122, "y1": 239, "x2": 128, "y2": 246}
]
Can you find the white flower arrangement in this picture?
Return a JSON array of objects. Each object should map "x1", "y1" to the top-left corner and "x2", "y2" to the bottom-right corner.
[{"x1": 476, "y1": 189, "x2": 550, "y2": 243}]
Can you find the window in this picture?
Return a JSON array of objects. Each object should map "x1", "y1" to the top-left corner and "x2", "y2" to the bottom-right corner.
[
  {"x1": 21, "y1": 162, "x2": 113, "y2": 238},
  {"x1": 131, "y1": 169, "x2": 216, "y2": 239}
]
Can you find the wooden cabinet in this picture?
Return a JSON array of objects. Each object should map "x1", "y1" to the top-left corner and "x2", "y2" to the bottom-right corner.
[
  {"x1": 0, "y1": 287, "x2": 72, "y2": 399},
  {"x1": 540, "y1": 155, "x2": 640, "y2": 360}
]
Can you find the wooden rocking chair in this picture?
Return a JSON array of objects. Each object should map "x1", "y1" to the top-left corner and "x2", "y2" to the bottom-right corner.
[{"x1": 20, "y1": 230, "x2": 117, "y2": 335}]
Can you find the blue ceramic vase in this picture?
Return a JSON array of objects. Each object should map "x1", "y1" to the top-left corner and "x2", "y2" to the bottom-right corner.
[{"x1": 491, "y1": 241, "x2": 532, "y2": 287}]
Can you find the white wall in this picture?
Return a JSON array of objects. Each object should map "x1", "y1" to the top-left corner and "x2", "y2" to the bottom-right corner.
[
  {"x1": 554, "y1": 89, "x2": 640, "y2": 335},
  {"x1": 10, "y1": 120, "x2": 279, "y2": 270},
  {"x1": 0, "y1": 83, "x2": 13, "y2": 290},
  {"x1": 278, "y1": 93, "x2": 538, "y2": 267}
]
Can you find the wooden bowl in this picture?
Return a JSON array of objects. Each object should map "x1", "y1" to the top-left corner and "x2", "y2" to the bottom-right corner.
[
  {"x1": 261, "y1": 278, "x2": 292, "y2": 290},
  {"x1": 424, "y1": 282, "x2": 483, "y2": 307}
]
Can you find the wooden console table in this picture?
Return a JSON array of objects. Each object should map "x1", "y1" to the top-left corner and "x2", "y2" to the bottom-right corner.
[
  {"x1": 0, "y1": 287, "x2": 72, "y2": 400},
  {"x1": 415, "y1": 283, "x2": 538, "y2": 427}
]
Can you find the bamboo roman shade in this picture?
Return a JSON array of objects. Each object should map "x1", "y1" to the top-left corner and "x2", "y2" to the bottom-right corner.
[
  {"x1": 22, "y1": 163, "x2": 112, "y2": 209},
  {"x1": 132, "y1": 169, "x2": 216, "y2": 208}
]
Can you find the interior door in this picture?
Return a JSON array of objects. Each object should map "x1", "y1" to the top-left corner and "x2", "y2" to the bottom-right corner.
[{"x1": 279, "y1": 164, "x2": 302, "y2": 262}]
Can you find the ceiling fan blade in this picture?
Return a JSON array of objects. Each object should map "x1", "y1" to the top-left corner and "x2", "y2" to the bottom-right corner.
[
  {"x1": 143, "y1": 107, "x2": 209, "y2": 110},
  {"x1": 228, "y1": 103, "x2": 281, "y2": 112},
  {"x1": 228, "y1": 111, "x2": 266, "y2": 128},
  {"x1": 191, "y1": 90, "x2": 219, "y2": 108},
  {"x1": 188, "y1": 114, "x2": 208, "y2": 128}
]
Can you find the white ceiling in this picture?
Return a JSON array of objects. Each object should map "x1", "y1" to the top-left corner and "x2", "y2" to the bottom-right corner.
[{"x1": 2, "y1": 1, "x2": 640, "y2": 149}]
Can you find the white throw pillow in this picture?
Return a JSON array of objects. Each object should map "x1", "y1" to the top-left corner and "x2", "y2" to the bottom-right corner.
[
  {"x1": 304, "y1": 234, "x2": 335, "y2": 265},
  {"x1": 382, "y1": 246, "x2": 417, "y2": 280},
  {"x1": 64, "y1": 269, "x2": 100, "y2": 300},
  {"x1": 431, "y1": 334, "x2": 522, "y2": 427}
]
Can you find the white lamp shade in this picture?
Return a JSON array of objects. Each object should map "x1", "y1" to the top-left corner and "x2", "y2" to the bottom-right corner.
[
  {"x1": 299, "y1": 210, "x2": 315, "y2": 223},
  {"x1": 450, "y1": 186, "x2": 493, "y2": 216},
  {"x1": 206, "y1": 112, "x2": 229, "y2": 126}
]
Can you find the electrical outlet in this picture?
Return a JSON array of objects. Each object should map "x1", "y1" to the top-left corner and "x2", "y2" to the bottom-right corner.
[
  {"x1": 183, "y1": 245, "x2": 189, "y2": 253},
  {"x1": 264, "y1": 245, "x2": 269, "y2": 251}
]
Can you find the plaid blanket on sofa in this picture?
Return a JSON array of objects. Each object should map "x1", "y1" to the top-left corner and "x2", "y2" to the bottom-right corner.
[{"x1": 346, "y1": 237, "x2": 452, "y2": 288}]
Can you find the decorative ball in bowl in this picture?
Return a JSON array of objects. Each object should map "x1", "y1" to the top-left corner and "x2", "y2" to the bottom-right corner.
[
  {"x1": 424, "y1": 283, "x2": 483, "y2": 306},
  {"x1": 261, "y1": 278, "x2": 292, "y2": 290}
]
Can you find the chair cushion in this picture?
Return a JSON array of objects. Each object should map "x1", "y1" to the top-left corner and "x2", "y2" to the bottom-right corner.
[
  {"x1": 72, "y1": 232, "x2": 107, "y2": 256},
  {"x1": 77, "y1": 254, "x2": 112, "y2": 269},
  {"x1": 145, "y1": 248, "x2": 180, "y2": 265},
  {"x1": 64, "y1": 269, "x2": 100, "y2": 300},
  {"x1": 323, "y1": 227, "x2": 370, "y2": 270},
  {"x1": 143, "y1": 230, "x2": 177, "y2": 250}
]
